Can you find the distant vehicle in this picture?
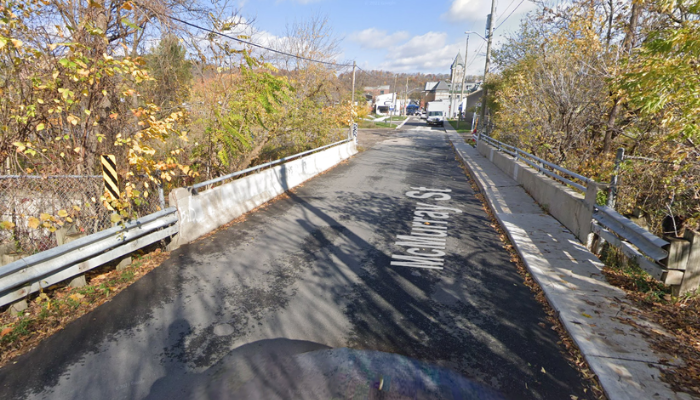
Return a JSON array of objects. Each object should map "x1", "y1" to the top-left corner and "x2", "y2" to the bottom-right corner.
[
  {"x1": 406, "y1": 104, "x2": 419, "y2": 115},
  {"x1": 427, "y1": 111, "x2": 444, "y2": 126},
  {"x1": 426, "y1": 101, "x2": 448, "y2": 126}
]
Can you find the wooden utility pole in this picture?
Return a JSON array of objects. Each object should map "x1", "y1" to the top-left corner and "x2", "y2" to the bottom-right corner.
[
  {"x1": 393, "y1": 74, "x2": 398, "y2": 119},
  {"x1": 351, "y1": 61, "x2": 356, "y2": 107},
  {"x1": 479, "y1": 0, "x2": 496, "y2": 134},
  {"x1": 404, "y1": 76, "x2": 409, "y2": 116}
]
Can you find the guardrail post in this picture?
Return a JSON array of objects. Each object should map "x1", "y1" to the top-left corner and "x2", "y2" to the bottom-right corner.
[
  {"x1": 581, "y1": 183, "x2": 603, "y2": 247},
  {"x1": 6, "y1": 295, "x2": 28, "y2": 315},
  {"x1": 607, "y1": 148, "x2": 624, "y2": 208},
  {"x1": 57, "y1": 226, "x2": 88, "y2": 288},
  {"x1": 676, "y1": 229, "x2": 700, "y2": 296},
  {"x1": 167, "y1": 188, "x2": 189, "y2": 250}
]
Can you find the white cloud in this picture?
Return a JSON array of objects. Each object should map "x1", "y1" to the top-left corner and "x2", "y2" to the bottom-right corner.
[
  {"x1": 349, "y1": 28, "x2": 410, "y2": 49},
  {"x1": 377, "y1": 32, "x2": 455, "y2": 72},
  {"x1": 442, "y1": 0, "x2": 493, "y2": 23},
  {"x1": 442, "y1": 0, "x2": 537, "y2": 27},
  {"x1": 371, "y1": 31, "x2": 489, "y2": 75}
]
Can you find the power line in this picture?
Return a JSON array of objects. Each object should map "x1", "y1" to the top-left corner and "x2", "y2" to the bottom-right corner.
[
  {"x1": 466, "y1": 41, "x2": 486, "y2": 70},
  {"x1": 494, "y1": 0, "x2": 526, "y2": 31},
  {"x1": 495, "y1": 0, "x2": 519, "y2": 24},
  {"x1": 167, "y1": 15, "x2": 354, "y2": 68}
]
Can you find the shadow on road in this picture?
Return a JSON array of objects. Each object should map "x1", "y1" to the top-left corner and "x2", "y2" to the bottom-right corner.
[{"x1": 0, "y1": 131, "x2": 594, "y2": 400}]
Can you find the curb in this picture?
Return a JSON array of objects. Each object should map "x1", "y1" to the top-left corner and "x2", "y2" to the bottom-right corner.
[
  {"x1": 395, "y1": 116, "x2": 409, "y2": 129},
  {"x1": 444, "y1": 125, "x2": 695, "y2": 400}
]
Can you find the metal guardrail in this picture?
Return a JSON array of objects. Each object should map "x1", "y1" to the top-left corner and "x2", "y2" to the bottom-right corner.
[
  {"x1": 477, "y1": 133, "x2": 683, "y2": 285},
  {"x1": 479, "y1": 135, "x2": 591, "y2": 192},
  {"x1": 0, "y1": 139, "x2": 356, "y2": 309},
  {"x1": 0, "y1": 208, "x2": 178, "y2": 308},
  {"x1": 190, "y1": 139, "x2": 352, "y2": 192},
  {"x1": 594, "y1": 206, "x2": 669, "y2": 261},
  {"x1": 591, "y1": 206, "x2": 672, "y2": 281}
]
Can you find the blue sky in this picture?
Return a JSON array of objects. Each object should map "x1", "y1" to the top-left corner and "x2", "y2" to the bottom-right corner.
[{"x1": 234, "y1": 0, "x2": 536, "y2": 75}]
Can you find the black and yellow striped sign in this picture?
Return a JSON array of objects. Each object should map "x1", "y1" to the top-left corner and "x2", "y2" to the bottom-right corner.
[{"x1": 101, "y1": 155, "x2": 120, "y2": 200}]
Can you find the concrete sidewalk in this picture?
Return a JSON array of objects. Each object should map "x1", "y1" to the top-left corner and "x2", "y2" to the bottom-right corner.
[{"x1": 445, "y1": 126, "x2": 694, "y2": 400}]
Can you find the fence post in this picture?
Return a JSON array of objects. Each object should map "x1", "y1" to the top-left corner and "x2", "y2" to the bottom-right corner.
[
  {"x1": 581, "y1": 182, "x2": 603, "y2": 247},
  {"x1": 607, "y1": 148, "x2": 625, "y2": 208}
]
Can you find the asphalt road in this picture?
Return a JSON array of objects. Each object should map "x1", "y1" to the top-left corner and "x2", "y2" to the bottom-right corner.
[{"x1": 0, "y1": 118, "x2": 592, "y2": 399}]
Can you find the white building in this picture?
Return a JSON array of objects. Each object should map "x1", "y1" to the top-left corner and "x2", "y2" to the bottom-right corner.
[{"x1": 374, "y1": 93, "x2": 406, "y2": 115}]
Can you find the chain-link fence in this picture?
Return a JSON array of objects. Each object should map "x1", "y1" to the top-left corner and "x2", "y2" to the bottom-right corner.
[{"x1": 0, "y1": 175, "x2": 164, "y2": 255}]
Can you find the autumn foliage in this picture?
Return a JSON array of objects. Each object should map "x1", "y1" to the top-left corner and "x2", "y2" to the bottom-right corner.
[
  {"x1": 489, "y1": 0, "x2": 700, "y2": 234},
  {"x1": 0, "y1": 0, "x2": 355, "y2": 241}
]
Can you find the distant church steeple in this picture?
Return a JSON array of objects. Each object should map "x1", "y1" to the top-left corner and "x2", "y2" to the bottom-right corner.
[{"x1": 450, "y1": 52, "x2": 465, "y2": 86}]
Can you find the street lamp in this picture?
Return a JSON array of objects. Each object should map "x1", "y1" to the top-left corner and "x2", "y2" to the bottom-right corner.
[{"x1": 464, "y1": 31, "x2": 487, "y2": 41}]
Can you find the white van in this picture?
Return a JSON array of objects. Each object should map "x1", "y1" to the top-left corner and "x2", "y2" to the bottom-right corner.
[{"x1": 426, "y1": 101, "x2": 448, "y2": 126}]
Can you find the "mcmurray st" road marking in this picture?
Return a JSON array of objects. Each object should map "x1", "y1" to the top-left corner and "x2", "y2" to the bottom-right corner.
[{"x1": 391, "y1": 188, "x2": 462, "y2": 270}]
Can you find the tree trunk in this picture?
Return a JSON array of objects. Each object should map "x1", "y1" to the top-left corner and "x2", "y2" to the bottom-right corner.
[{"x1": 602, "y1": 2, "x2": 641, "y2": 154}]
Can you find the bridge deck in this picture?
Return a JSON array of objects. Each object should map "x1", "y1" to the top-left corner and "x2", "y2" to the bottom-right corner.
[{"x1": 0, "y1": 119, "x2": 593, "y2": 400}]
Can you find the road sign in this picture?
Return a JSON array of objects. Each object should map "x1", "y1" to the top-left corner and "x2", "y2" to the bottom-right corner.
[{"x1": 101, "y1": 155, "x2": 120, "y2": 200}]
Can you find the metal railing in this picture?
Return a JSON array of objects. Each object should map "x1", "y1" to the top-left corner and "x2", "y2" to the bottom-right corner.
[
  {"x1": 190, "y1": 139, "x2": 352, "y2": 193},
  {"x1": 0, "y1": 138, "x2": 356, "y2": 309},
  {"x1": 479, "y1": 134, "x2": 592, "y2": 192},
  {"x1": 0, "y1": 208, "x2": 178, "y2": 308},
  {"x1": 591, "y1": 206, "x2": 671, "y2": 281},
  {"x1": 477, "y1": 133, "x2": 682, "y2": 286}
]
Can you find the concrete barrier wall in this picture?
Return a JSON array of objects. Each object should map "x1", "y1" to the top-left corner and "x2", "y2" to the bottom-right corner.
[
  {"x1": 170, "y1": 141, "x2": 357, "y2": 245},
  {"x1": 476, "y1": 141, "x2": 595, "y2": 243}
]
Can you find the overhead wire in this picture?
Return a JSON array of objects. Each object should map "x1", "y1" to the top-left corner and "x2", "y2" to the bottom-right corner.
[
  {"x1": 494, "y1": 0, "x2": 519, "y2": 25},
  {"x1": 466, "y1": 40, "x2": 486, "y2": 70},
  {"x1": 166, "y1": 15, "x2": 355, "y2": 68},
  {"x1": 494, "y1": 0, "x2": 526, "y2": 31}
]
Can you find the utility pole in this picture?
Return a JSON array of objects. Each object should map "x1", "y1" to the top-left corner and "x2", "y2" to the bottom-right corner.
[
  {"x1": 393, "y1": 74, "x2": 398, "y2": 119},
  {"x1": 479, "y1": 0, "x2": 496, "y2": 135},
  {"x1": 404, "y1": 76, "x2": 408, "y2": 116},
  {"x1": 350, "y1": 61, "x2": 357, "y2": 140},
  {"x1": 351, "y1": 60, "x2": 356, "y2": 109},
  {"x1": 458, "y1": 34, "x2": 470, "y2": 130}
]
